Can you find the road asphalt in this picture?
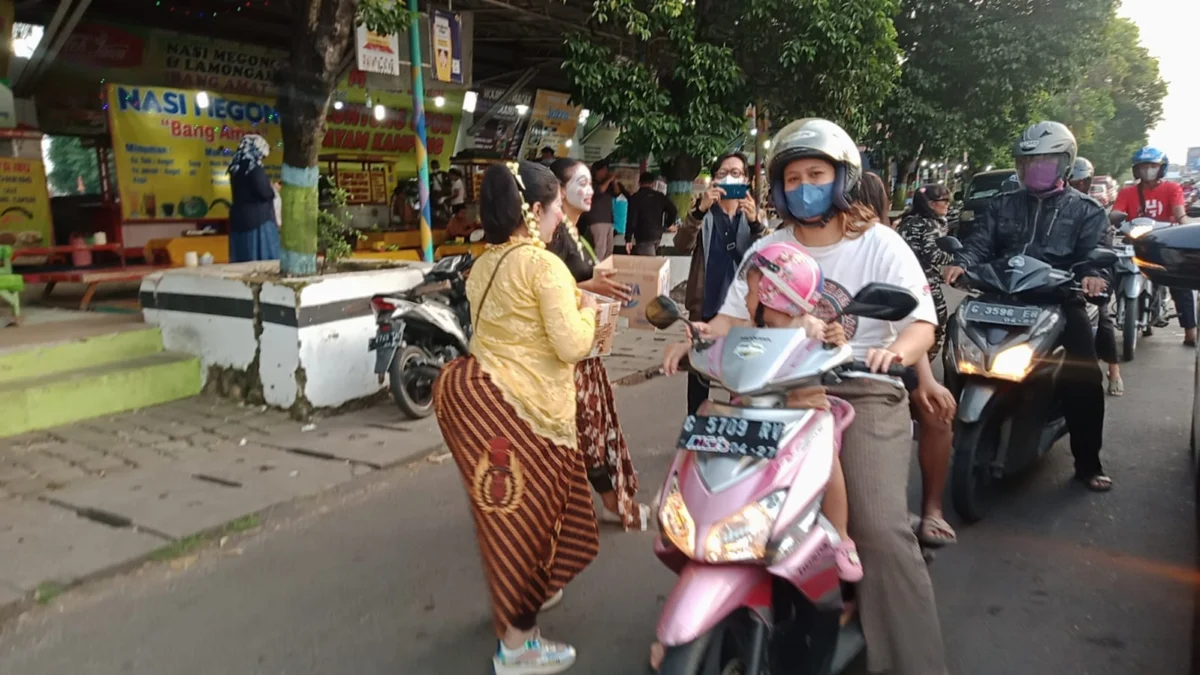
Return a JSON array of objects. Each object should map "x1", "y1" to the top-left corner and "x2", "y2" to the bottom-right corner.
[{"x1": 0, "y1": 329, "x2": 1196, "y2": 675}]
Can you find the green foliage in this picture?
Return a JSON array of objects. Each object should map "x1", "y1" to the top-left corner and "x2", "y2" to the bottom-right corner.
[
  {"x1": 357, "y1": 0, "x2": 410, "y2": 35},
  {"x1": 564, "y1": 0, "x2": 899, "y2": 179},
  {"x1": 1041, "y1": 17, "x2": 1166, "y2": 177},
  {"x1": 47, "y1": 136, "x2": 100, "y2": 196},
  {"x1": 876, "y1": 0, "x2": 1118, "y2": 169},
  {"x1": 318, "y1": 185, "x2": 355, "y2": 269}
]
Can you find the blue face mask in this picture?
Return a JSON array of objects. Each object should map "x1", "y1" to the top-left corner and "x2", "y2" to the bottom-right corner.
[{"x1": 785, "y1": 182, "x2": 835, "y2": 223}]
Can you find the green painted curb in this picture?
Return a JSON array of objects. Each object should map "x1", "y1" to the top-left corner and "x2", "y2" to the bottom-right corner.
[
  {"x1": 0, "y1": 327, "x2": 164, "y2": 385},
  {"x1": 0, "y1": 352, "x2": 202, "y2": 438}
]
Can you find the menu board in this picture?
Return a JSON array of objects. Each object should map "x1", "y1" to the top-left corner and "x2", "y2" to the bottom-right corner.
[{"x1": 336, "y1": 167, "x2": 391, "y2": 204}]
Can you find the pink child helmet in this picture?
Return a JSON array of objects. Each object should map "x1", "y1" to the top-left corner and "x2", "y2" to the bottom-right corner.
[{"x1": 745, "y1": 241, "x2": 823, "y2": 316}]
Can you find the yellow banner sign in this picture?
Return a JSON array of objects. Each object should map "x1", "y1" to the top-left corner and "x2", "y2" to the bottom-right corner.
[
  {"x1": 0, "y1": 157, "x2": 52, "y2": 249},
  {"x1": 106, "y1": 83, "x2": 283, "y2": 222},
  {"x1": 519, "y1": 90, "x2": 581, "y2": 161}
]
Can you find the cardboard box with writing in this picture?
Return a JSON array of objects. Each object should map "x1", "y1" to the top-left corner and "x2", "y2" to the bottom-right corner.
[{"x1": 595, "y1": 255, "x2": 671, "y2": 330}]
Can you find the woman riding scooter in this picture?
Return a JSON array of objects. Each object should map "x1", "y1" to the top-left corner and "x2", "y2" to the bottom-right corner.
[{"x1": 662, "y1": 118, "x2": 948, "y2": 674}]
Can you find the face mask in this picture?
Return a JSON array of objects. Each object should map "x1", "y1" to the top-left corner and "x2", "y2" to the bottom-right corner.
[
  {"x1": 784, "y1": 182, "x2": 835, "y2": 223},
  {"x1": 1019, "y1": 158, "x2": 1063, "y2": 193},
  {"x1": 1136, "y1": 166, "x2": 1160, "y2": 183},
  {"x1": 565, "y1": 167, "x2": 594, "y2": 211}
]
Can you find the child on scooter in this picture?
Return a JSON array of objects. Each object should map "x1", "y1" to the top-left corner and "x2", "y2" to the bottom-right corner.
[{"x1": 741, "y1": 241, "x2": 862, "y2": 582}]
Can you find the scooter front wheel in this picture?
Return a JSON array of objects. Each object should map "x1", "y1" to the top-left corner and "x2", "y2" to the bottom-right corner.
[
  {"x1": 951, "y1": 418, "x2": 1000, "y2": 524},
  {"x1": 658, "y1": 613, "x2": 767, "y2": 675},
  {"x1": 1122, "y1": 296, "x2": 1138, "y2": 362}
]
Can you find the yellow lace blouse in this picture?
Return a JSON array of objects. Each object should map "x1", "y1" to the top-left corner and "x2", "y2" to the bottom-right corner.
[{"x1": 469, "y1": 240, "x2": 597, "y2": 448}]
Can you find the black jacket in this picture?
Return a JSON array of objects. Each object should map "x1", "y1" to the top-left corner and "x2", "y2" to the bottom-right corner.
[
  {"x1": 626, "y1": 187, "x2": 678, "y2": 246},
  {"x1": 956, "y1": 187, "x2": 1108, "y2": 279},
  {"x1": 229, "y1": 165, "x2": 276, "y2": 232}
]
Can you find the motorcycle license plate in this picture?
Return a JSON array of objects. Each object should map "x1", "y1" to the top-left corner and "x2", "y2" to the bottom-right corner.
[
  {"x1": 677, "y1": 415, "x2": 787, "y2": 460},
  {"x1": 1121, "y1": 245, "x2": 1135, "y2": 257},
  {"x1": 964, "y1": 301, "x2": 1040, "y2": 327},
  {"x1": 368, "y1": 331, "x2": 399, "y2": 352}
]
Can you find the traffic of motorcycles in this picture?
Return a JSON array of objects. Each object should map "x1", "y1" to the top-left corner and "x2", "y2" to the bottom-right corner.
[{"x1": 358, "y1": 194, "x2": 1200, "y2": 675}]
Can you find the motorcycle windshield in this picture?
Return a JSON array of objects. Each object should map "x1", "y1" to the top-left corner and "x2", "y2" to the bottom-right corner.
[
  {"x1": 689, "y1": 328, "x2": 849, "y2": 396},
  {"x1": 965, "y1": 256, "x2": 1067, "y2": 295}
]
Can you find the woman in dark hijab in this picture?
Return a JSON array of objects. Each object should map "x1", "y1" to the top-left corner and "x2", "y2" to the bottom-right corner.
[{"x1": 227, "y1": 135, "x2": 281, "y2": 262}]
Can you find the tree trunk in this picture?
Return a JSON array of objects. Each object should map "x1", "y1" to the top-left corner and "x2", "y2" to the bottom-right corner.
[
  {"x1": 661, "y1": 155, "x2": 703, "y2": 223},
  {"x1": 277, "y1": 0, "x2": 359, "y2": 276}
]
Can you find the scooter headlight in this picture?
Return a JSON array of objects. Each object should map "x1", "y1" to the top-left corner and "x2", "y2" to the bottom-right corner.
[
  {"x1": 954, "y1": 337, "x2": 987, "y2": 375},
  {"x1": 703, "y1": 489, "x2": 787, "y2": 563},
  {"x1": 1127, "y1": 224, "x2": 1153, "y2": 239},
  {"x1": 988, "y1": 343, "x2": 1035, "y2": 381},
  {"x1": 659, "y1": 476, "x2": 695, "y2": 555}
]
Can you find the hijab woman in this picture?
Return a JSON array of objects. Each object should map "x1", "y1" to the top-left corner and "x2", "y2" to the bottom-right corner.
[{"x1": 227, "y1": 135, "x2": 281, "y2": 262}]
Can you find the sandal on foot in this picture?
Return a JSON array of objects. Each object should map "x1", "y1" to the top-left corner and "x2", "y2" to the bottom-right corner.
[
  {"x1": 918, "y1": 515, "x2": 958, "y2": 547},
  {"x1": 1076, "y1": 473, "x2": 1113, "y2": 492},
  {"x1": 649, "y1": 642, "x2": 665, "y2": 672},
  {"x1": 1107, "y1": 376, "x2": 1124, "y2": 397},
  {"x1": 835, "y1": 540, "x2": 864, "y2": 583}
]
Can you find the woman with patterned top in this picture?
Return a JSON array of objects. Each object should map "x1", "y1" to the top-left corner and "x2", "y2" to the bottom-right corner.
[
  {"x1": 433, "y1": 161, "x2": 599, "y2": 675},
  {"x1": 550, "y1": 158, "x2": 649, "y2": 532},
  {"x1": 897, "y1": 183, "x2": 959, "y2": 547}
]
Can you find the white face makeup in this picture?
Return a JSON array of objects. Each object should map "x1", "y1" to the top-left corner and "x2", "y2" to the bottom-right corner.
[{"x1": 565, "y1": 166, "x2": 594, "y2": 212}]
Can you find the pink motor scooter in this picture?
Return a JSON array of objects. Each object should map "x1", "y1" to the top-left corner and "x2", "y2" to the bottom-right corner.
[{"x1": 644, "y1": 283, "x2": 917, "y2": 675}]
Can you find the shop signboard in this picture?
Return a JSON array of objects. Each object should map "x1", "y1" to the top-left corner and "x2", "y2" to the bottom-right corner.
[
  {"x1": 355, "y1": 18, "x2": 401, "y2": 76},
  {"x1": 0, "y1": 155, "x2": 52, "y2": 249},
  {"x1": 518, "y1": 90, "x2": 581, "y2": 161},
  {"x1": 106, "y1": 83, "x2": 284, "y2": 222},
  {"x1": 469, "y1": 87, "x2": 532, "y2": 159},
  {"x1": 106, "y1": 82, "x2": 462, "y2": 222},
  {"x1": 335, "y1": 166, "x2": 392, "y2": 204},
  {"x1": 430, "y1": 9, "x2": 463, "y2": 84}
]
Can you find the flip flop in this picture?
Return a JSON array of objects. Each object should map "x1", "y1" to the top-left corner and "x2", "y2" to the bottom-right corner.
[
  {"x1": 649, "y1": 641, "x2": 664, "y2": 672},
  {"x1": 1107, "y1": 376, "x2": 1124, "y2": 397},
  {"x1": 1077, "y1": 473, "x2": 1113, "y2": 492},
  {"x1": 918, "y1": 515, "x2": 957, "y2": 547}
]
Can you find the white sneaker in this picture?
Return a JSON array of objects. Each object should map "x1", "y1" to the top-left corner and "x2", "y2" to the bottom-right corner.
[
  {"x1": 493, "y1": 634, "x2": 577, "y2": 675},
  {"x1": 540, "y1": 589, "x2": 564, "y2": 611}
]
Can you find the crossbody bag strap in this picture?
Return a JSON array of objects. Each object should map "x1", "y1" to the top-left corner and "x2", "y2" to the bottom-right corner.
[{"x1": 472, "y1": 243, "x2": 531, "y2": 326}]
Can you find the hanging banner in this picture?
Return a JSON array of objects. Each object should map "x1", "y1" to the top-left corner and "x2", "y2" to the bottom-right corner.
[
  {"x1": 105, "y1": 84, "x2": 283, "y2": 222},
  {"x1": 355, "y1": 19, "x2": 401, "y2": 76},
  {"x1": 470, "y1": 87, "x2": 532, "y2": 160},
  {"x1": 321, "y1": 97, "x2": 460, "y2": 175},
  {"x1": 431, "y1": 9, "x2": 463, "y2": 84},
  {"x1": 0, "y1": 156, "x2": 52, "y2": 249},
  {"x1": 518, "y1": 90, "x2": 581, "y2": 161}
]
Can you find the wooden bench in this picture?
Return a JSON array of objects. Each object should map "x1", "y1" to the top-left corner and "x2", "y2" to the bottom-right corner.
[{"x1": 22, "y1": 265, "x2": 165, "y2": 310}]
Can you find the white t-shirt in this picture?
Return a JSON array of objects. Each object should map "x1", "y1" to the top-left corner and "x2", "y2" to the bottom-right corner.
[
  {"x1": 719, "y1": 224, "x2": 938, "y2": 361},
  {"x1": 451, "y1": 178, "x2": 467, "y2": 206}
]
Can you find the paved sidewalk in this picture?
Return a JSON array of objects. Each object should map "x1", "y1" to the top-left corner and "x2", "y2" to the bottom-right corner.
[{"x1": 0, "y1": 326, "x2": 670, "y2": 620}]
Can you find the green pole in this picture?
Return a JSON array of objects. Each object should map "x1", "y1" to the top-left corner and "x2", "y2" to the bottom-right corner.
[{"x1": 408, "y1": 0, "x2": 434, "y2": 262}]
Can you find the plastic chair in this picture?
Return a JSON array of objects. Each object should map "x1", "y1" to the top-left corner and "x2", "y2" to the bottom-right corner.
[{"x1": 0, "y1": 244, "x2": 23, "y2": 325}]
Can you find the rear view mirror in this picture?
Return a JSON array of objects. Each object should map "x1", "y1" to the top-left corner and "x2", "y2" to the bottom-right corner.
[
  {"x1": 1187, "y1": 205, "x2": 1200, "y2": 219},
  {"x1": 936, "y1": 236, "x2": 964, "y2": 253},
  {"x1": 645, "y1": 295, "x2": 684, "y2": 330},
  {"x1": 953, "y1": 191, "x2": 963, "y2": 202},
  {"x1": 840, "y1": 283, "x2": 918, "y2": 322}
]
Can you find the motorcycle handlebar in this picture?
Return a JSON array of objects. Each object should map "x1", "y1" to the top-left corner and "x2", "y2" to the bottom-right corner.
[{"x1": 842, "y1": 361, "x2": 909, "y2": 378}]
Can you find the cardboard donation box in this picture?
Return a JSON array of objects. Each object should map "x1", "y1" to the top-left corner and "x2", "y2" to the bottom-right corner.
[
  {"x1": 596, "y1": 255, "x2": 672, "y2": 330},
  {"x1": 583, "y1": 291, "x2": 622, "y2": 358}
]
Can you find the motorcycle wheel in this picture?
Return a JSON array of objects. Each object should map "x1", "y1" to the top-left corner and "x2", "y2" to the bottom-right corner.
[
  {"x1": 388, "y1": 345, "x2": 435, "y2": 419},
  {"x1": 658, "y1": 615, "x2": 766, "y2": 675},
  {"x1": 951, "y1": 419, "x2": 1000, "y2": 524},
  {"x1": 1122, "y1": 296, "x2": 1138, "y2": 362}
]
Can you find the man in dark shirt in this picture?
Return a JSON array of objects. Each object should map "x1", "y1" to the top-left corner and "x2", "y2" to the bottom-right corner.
[
  {"x1": 625, "y1": 172, "x2": 678, "y2": 255},
  {"x1": 579, "y1": 159, "x2": 625, "y2": 260}
]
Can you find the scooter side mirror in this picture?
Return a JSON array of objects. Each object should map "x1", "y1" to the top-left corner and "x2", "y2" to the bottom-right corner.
[
  {"x1": 936, "y1": 236, "x2": 964, "y2": 253},
  {"x1": 840, "y1": 283, "x2": 918, "y2": 322},
  {"x1": 1187, "y1": 204, "x2": 1200, "y2": 219},
  {"x1": 645, "y1": 295, "x2": 684, "y2": 330},
  {"x1": 953, "y1": 190, "x2": 963, "y2": 202}
]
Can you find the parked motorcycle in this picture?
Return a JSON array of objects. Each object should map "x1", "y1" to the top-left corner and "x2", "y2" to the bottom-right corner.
[
  {"x1": 644, "y1": 284, "x2": 917, "y2": 675},
  {"x1": 939, "y1": 236, "x2": 1116, "y2": 522},
  {"x1": 368, "y1": 254, "x2": 473, "y2": 418}
]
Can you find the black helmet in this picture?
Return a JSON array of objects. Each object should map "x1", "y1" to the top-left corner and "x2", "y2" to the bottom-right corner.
[{"x1": 767, "y1": 118, "x2": 862, "y2": 218}]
